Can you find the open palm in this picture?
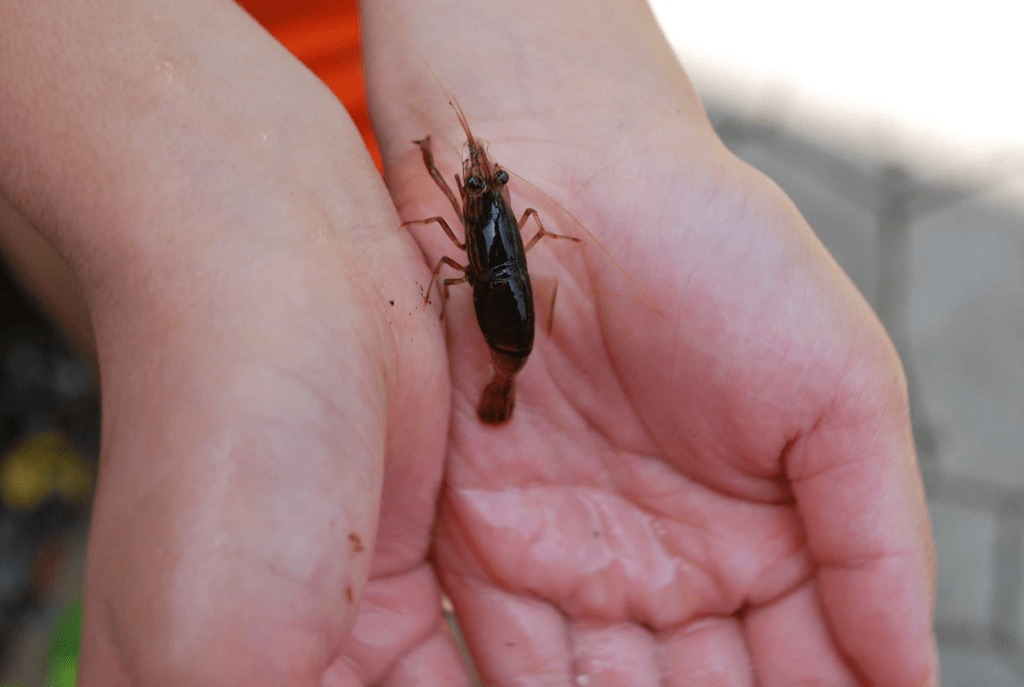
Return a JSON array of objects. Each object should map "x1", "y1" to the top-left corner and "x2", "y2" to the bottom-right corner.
[{"x1": 361, "y1": 3, "x2": 937, "y2": 685}]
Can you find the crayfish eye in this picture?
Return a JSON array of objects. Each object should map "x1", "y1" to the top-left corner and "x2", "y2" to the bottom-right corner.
[
  {"x1": 465, "y1": 175, "x2": 485, "y2": 192},
  {"x1": 494, "y1": 169, "x2": 509, "y2": 185}
]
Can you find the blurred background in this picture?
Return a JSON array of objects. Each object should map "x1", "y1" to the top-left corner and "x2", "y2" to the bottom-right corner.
[
  {"x1": 1, "y1": 1, "x2": 1022, "y2": 684},
  {"x1": 0, "y1": 269, "x2": 95, "y2": 687}
]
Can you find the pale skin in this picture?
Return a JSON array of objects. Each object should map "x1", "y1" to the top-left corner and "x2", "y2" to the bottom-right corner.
[{"x1": 0, "y1": 0, "x2": 936, "y2": 684}]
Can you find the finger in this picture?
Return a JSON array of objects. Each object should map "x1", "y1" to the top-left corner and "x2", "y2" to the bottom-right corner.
[
  {"x1": 336, "y1": 564, "x2": 471, "y2": 686},
  {"x1": 376, "y1": 626, "x2": 475, "y2": 687},
  {"x1": 658, "y1": 617, "x2": 753, "y2": 687},
  {"x1": 788, "y1": 357, "x2": 938, "y2": 686},
  {"x1": 442, "y1": 578, "x2": 574, "y2": 687},
  {"x1": 745, "y1": 581, "x2": 859, "y2": 686},
  {"x1": 570, "y1": 621, "x2": 662, "y2": 687},
  {"x1": 444, "y1": 584, "x2": 755, "y2": 687}
]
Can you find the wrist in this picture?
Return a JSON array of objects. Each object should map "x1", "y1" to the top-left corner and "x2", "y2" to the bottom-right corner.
[{"x1": 0, "y1": 1, "x2": 386, "y2": 300}]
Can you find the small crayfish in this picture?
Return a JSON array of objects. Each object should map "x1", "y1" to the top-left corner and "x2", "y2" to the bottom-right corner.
[{"x1": 403, "y1": 101, "x2": 580, "y2": 424}]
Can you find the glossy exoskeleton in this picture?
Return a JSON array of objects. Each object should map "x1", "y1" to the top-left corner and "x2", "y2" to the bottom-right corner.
[{"x1": 403, "y1": 102, "x2": 579, "y2": 424}]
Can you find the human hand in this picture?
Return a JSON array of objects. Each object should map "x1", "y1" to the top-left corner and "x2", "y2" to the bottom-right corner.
[
  {"x1": 0, "y1": 2, "x2": 455, "y2": 684},
  {"x1": 0, "y1": 0, "x2": 936, "y2": 684},
  {"x1": 363, "y1": 0, "x2": 938, "y2": 684}
]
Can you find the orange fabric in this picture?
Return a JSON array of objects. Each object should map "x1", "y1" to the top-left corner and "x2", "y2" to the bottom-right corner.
[{"x1": 237, "y1": 0, "x2": 381, "y2": 169}]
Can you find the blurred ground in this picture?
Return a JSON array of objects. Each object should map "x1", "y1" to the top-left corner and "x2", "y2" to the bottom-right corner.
[
  {"x1": 1, "y1": 89, "x2": 1022, "y2": 687},
  {"x1": 0, "y1": 264, "x2": 96, "y2": 686}
]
